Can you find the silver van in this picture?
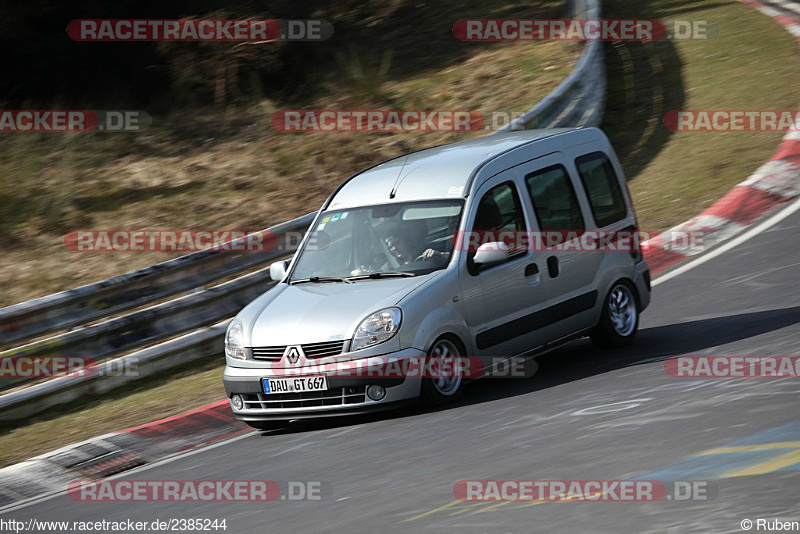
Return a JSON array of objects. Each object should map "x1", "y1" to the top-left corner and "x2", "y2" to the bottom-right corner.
[{"x1": 223, "y1": 128, "x2": 651, "y2": 428}]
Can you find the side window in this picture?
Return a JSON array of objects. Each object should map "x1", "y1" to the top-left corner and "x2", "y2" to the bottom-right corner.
[
  {"x1": 575, "y1": 152, "x2": 628, "y2": 227},
  {"x1": 524, "y1": 164, "x2": 584, "y2": 245},
  {"x1": 471, "y1": 182, "x2": 527, "y2": 264}
]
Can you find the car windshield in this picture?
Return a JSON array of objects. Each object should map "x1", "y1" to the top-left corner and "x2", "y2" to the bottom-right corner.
[{"x1": 290, "y1": 200, "x2": 463, "y2": 281}]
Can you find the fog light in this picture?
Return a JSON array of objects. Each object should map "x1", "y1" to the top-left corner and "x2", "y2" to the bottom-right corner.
[
  {"x1": 366, "y1": 385, "x2": 386, "y2": 401},
  {"x1": 231, "y1": 394, "x2": 244, "y2": 410}
]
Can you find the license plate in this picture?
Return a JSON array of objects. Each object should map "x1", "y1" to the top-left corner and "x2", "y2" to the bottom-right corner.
[{"x1": 262, "y1": 376, "x2": 328, "y2": 394}]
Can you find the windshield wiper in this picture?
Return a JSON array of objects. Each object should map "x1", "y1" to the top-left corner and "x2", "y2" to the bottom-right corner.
[
  {"x1": 289, "y1": 276, "x2": 351, "y2": 285},
  {"x1": 345, "y1": 271, "x2": 416, "y2": 281}
]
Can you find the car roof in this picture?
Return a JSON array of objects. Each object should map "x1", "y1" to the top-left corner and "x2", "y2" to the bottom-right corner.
[{"x1": 326, "y1": 128, "x2": 582, "y2": 210}]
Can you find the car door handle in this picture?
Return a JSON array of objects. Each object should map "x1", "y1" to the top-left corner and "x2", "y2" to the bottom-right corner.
[
  {"x1": 524, "y1": 262, "x2": 541, "y2": 286},
  {"x1": 547, "y1": 256, "x2": 560, "y2": 278},
  {"x1": 524, "y1": 263, "x2": 539, "y2": 277}
]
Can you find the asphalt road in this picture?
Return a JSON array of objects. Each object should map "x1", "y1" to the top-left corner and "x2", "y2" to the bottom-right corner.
[{"x1": 3, "y1": 204, "x2": 800, "y2": 533}]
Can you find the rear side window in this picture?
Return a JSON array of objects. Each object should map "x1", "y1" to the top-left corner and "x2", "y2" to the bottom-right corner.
[
  {"x1": 524, "y1": 165, "x2": 585, "y2": 243},
  {"x1": 575, "y1": 152, "x2": 627, "y2": 227}
]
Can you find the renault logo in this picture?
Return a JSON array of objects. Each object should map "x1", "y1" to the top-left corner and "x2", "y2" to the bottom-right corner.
[{"x1": 284, "y1": 345, "x2": 304, "y2": 365}]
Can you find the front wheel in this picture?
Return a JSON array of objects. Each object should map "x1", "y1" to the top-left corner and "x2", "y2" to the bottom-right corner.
[
  {"x1": 421, "y1": 336, "x2": 466, "y2": 406},
  {"x1": 590, "y1": 281, "x2": 639, "y2": 349}
]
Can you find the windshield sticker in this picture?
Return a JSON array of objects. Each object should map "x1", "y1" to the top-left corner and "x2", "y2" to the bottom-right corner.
[
  {"x1": 317, "y1": 223, "x2": 326, "y2": 230},
  {"x1": 447, "y1": 185, "x2": 464, "y2": 197},
  {"x1": 322, "y1": 216, "x2": 331, "y2": 223},
  {"x1": 340, "y1": 212, "x2": 348, "y2": 219},
  {"x1": 331, "y1": 214, "x2": 341, "y2": 222}
]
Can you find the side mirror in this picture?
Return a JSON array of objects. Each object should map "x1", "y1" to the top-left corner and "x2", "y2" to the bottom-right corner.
[
  {"x1": 473, "y1": 242, "x2": 510, "y2": 265},
  {"x1": 269, "y1": 260, "x2": 289, "y2": 281}
]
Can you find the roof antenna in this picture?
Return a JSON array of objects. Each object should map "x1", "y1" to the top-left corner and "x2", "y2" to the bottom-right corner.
[{"x1": 389, "y1": 136, "x2": 418, "y2": 199}]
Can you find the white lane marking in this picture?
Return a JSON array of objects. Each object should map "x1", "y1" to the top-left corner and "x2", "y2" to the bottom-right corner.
[
  {"x1": 653, "y1": 197, "x2": 800, "y2": 286},
  {"x1": 570, "y1": 399, "x2": 653, "y2": 416},
  {"x1": 718, "y1": 261, "x2": 800, "y2": 285},
  {"x1": 272, "y1": 442, "x2": 311, "y2": 457}
]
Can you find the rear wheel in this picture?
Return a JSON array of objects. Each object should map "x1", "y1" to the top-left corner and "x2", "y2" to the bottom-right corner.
[
  {"x1": 421, "y1": 336, "x2": 466, "y2": 406},
  {"x1": 590, "y1": 280, "x2": 639, "y2": 349}
]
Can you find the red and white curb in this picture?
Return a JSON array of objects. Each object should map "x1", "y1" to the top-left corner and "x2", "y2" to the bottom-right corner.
[
  {"x1": 741, "y1": 0, "x2": 800, "y2": 41},
  {"x1": 0, "y1": 400, "x2": 246, "y2": 511},
  {"x1": 643, "y1": 0, "x2": 800, "y2": 274}
]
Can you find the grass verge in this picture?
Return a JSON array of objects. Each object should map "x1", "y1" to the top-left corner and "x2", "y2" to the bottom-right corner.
[
  {"x1": 0, "y1": 356, "x2": 225, "y2": 468},
  {"x1": 0, "y1": 1, "x2": 570, "y2": 308},
  {"x1": 602, "y1": 0, "x2": 799, "y2": 231}
]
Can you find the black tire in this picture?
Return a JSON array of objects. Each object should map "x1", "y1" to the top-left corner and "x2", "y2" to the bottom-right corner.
[
  {"x1": 421, "y1": 335, "x2": 467, "y2": 406},
  {"x1": 590, "y1": 280, "x2": 640, "y2": 349},
  {"x1": 245, "y1": 420, "x2": 288, "y2": 431}
]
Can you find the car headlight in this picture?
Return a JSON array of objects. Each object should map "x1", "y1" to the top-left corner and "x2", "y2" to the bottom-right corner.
[
  {"x1": 351, "y1": 308, "x2": 402, "y2": 351},
  {"x1": 225, "y1": 319, "x2": 246, "y2": 360}
]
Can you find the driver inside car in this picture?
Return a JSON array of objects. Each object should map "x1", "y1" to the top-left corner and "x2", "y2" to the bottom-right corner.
[
  {"x1": 385, "y1": 218, "x2": 455, "y2": 266},
  {"x1": 385, "y1": 220, "x2": 430, "y2": 264},
  {"x1": 350, "y1": 219, "x2": 450, "y2": 276}
]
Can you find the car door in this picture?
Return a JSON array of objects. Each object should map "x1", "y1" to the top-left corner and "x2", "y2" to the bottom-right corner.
[
  {"x1": 458, "y1": 170, "x2": 551, "y2": 364},
  {"x1": 516, "y1": 153, "x2": 602, "y2": 340}
]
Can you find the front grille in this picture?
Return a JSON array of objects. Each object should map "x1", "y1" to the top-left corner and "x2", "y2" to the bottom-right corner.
[
  {"x1": 242, "y1": 386, "x2": 366, "y2": 409},
  {"x1": 250, "y1": 340, "x2": 346, "y2": 362},
  {"x1": 250, "y1": 347, "x2": 285, "y2": 361},
  {"x1": 302, "y1": 340, "x2": 347, "y2": 358}
]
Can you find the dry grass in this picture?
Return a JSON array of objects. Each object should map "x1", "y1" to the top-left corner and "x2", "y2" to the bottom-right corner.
[
  {"x1": 0, "y1": 357, "x2": 225, "y2": 468},
  {"x1": 602, "y1": 0, "x2": 800, "y2": 231},
  {"x1": 0, "y1": 39, "x2": 576, "y2": 308}
]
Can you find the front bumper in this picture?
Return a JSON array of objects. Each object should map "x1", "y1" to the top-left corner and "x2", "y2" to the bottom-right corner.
[{"x1": 223, "y1": 348, "x2": 425, "y2": 421}]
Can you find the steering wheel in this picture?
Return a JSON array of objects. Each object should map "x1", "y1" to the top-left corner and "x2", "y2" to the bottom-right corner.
[{"x1": 365, "y1": 223, "x2": 401, "y2": 270}]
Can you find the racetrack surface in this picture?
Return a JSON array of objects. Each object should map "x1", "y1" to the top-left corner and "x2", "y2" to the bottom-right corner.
[{"x1": 3, "y1": 203, "x2": 800, "y2": 532}]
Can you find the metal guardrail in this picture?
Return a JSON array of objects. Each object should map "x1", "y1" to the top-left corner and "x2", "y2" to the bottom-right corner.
[
  {"x1": 0, "y1": 0, "x2": 605, "y2": 421},
  {"x1": 1, "y1": 265, "x2": 276, "y2": 391},
  {"x1": 0, "y1": 214, "x2": 314, "y2": 348},
  {"x1": 0, "y1": 322, "x2": 228, "y2": 421},
  {"x1": 498, "y1": 0, "x2": 604, "y2": 132}
]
